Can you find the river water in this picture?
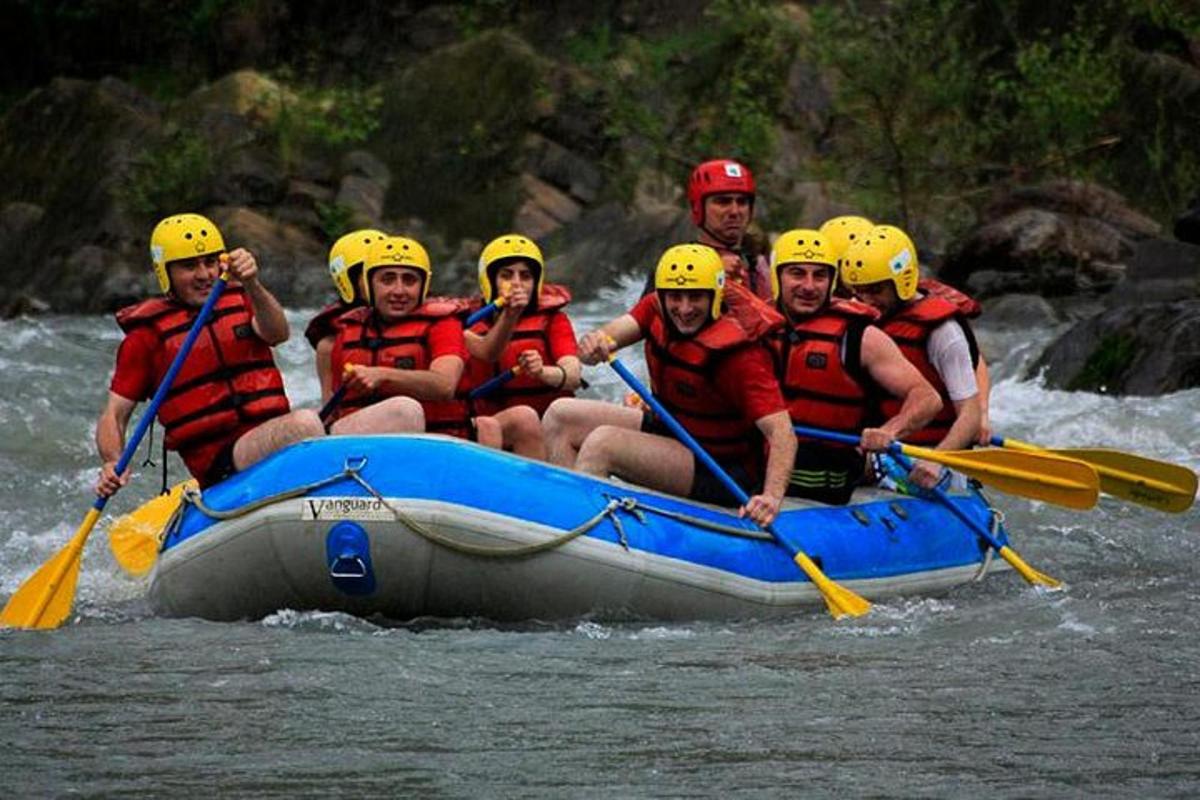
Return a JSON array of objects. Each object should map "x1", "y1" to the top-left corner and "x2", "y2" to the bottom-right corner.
[{"x1": 2, "y1": 280, "x2": 1198, "y2": 797}]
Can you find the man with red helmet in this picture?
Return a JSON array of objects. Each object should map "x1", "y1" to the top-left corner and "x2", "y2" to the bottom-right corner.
[{"x1": 642, "y1": 159, "x2": 772, "y2": 302}]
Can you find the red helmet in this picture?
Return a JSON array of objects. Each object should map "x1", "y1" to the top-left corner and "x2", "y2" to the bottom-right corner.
[{"x1": 687, "y1": 159, "x2": 756, "y2": 225}]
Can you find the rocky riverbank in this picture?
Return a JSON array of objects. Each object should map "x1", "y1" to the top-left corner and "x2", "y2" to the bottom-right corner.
[{"x1": 1, "y1": 4, "x2": 1198, "y2": 396}]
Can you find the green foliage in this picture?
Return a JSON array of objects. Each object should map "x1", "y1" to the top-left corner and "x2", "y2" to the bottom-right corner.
[
  {"x1": 1068, "y1": 333, "x2": 1137, "y2": 392},
  {"x1": 269, "y1": 80, "x2": 383, "y2": 169},
  {"x1": 316, "y1": 201, "x2": 356, "y2": 241},
  {"x1": 117, "y1": 130, "x2": 216, "y2": 221}
]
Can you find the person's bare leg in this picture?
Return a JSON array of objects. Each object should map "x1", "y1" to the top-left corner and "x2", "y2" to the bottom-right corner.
[
  {"x1": 575, "y1": 427, "x2": 695, "y2": 497},
  {"x1": 473, "y1": 415, "x2": 503, "y2": 449},
  {"x1": 328, "y1": 397, "x2": 424, "y2": 435},
  {"x1": 542, "y1": 398, "x2": 642, "y2": 468},
  {"x1": 494, "y1": 405, "x2": 546, "y2": 460},
  {"x1": 233, "y1": 409, "x2": 325, "y2": 471}
]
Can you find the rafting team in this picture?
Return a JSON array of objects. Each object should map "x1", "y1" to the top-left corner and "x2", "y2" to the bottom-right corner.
[{"x1": 95, "y1": 159, "x2": 989, "y2": 528}]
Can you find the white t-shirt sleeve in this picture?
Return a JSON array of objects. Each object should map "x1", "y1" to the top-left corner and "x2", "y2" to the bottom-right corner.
[{"x1": 926, "y1": 320, "x2": 978, "y2": 402}]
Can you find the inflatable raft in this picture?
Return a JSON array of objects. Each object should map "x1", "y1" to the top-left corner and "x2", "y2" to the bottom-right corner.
[{"x1": 148, "y1": 435, "x2": 1010, "y2": 622}]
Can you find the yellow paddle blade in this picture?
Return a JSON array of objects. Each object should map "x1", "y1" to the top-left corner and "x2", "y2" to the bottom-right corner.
[
  {"x1": 107, "y1": 480, "x2": 194, "y2": 576},
  {"x1": 793, "y1": 552, "x2": 871, "y2": 619},
  {"x1": 997, "y1": 546, "x2": 1062, "y2": 589},
  {"x1": 1, "y1": 508, "x2": 100, "y2": 630},
  {"x1": 1037, "y1": 446, "x2": 1196, "y2": 514},
  {"x1": 899, "y1": 445, "x2": 1100, "y2": 510}
]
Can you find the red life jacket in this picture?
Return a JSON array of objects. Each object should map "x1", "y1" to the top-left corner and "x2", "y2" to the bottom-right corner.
[
  {"x1": 878, "y1": 294, "x2": 979, "y2": 445},
  {"x1": 305, "y1": 299, "x2": 359, "y2": 350},
  {"x1": 642, "y1": 301, "x2": 774, "y2": 480},
  {"x1": 770, "y1": 299, "x2": 879, "y2": 441},
  {"x1": 918, "y1": 278, "x2": 982, "y2": 318},
  {"x1": 115, "y1": 288, "x2": 290, "y2": 486},
  {"x1": 467, "y1": 284, "x2": 575, "y2": 417},
  {"x1": 330, "y1": 301, "x2": 471, "y2": 438}
]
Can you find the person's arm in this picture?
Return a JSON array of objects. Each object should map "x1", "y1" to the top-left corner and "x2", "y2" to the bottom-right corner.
[
  {"x1": 464, "y1": 283, "x2": 530, "y2": 361},
  {"x1": 975, "y1": 356, "x2": 992, "y2": 446},
  {"x1": 742, "y1": 410, "x2": 797, "y2": 526},
  {"x1": 95, "y1": 392, "x2": 137, "y2": 497},
  {"x1": 346, "y1": 355, "x2": 464, "y2": 402},
  {"x1": 227, "y1": 247, "x2": 289, "y2": 345},
  {"x1": 316, "y1": 336, "x2": 335, "y2": 403},
  {"x1": 858, "y1": 326, "x2": 941, "y2": 450},
  {"x1": 578, "y1": 314, "x2": 642, "y2": 365},
  {"x1": 924, "y1": 320, "x2": 981, "y2": 451}
]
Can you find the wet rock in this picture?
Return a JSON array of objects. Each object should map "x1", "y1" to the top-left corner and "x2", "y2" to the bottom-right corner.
[
  {"x1": 212, "y1": 145, "x2": 287, "y2": 207},
  {"x1": 1104, "y1": 238, "x2": 1200, "y2": 307},
  {"x1": 942, "y1": 181, "x2": 1163, "y2": 299},
  {"x1": 523, "y1": 134, "x2": 603, "y2": 204},
  {"x1": 342, "y1": 150, "x2": 391, "y2": 187},
  {"x1": 374, "y1": 30, "x2": 552, "y2": 240},
  {"x1": 547, "y1": 202, "x2": 693, "y2": 298},
  {"x1": 208, "y1": 206, "x2": 327, "y2": 305},
  {"x1": 184, "y1": 69, "x2": 296, "y2": 128},
  {"x1": 978, "y1": 293, "x2": 1060, "y2": 328},
  {"x1": 0, "y1": 77, "x2": 161, "y2": 311},
  {"x1": 1029, "y1": 300, "x2": 1200, "y2": 395},
  {"x1": 515, "y1": 173, "x2": 582, "y2": 238},
  {"x1": 335, "y1": 175, "x2": 387, "y2": 229}
]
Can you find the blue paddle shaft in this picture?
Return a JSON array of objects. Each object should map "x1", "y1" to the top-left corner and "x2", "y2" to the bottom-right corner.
[
  {"x1": 319, "y1": 383, "x2": 349, "y2": 423},
  {"x1": 95, "y1": 275, "x2": 230, "y2": 511},
  {"x1": 464, "y1": 301, "x2": 499, "y2": 328},
  {"x1": 468, "y1": 368, "x2": 517, "y2": 400},
  {"x1": 990, "y1": 435, "x2": 1005, "y2": 447},
  {"x1": 610, "y1": 358, "x2": 750, "y2": 507},
  {"x1": 793, "y1": 424, "x2": 905, "y2": 458}
]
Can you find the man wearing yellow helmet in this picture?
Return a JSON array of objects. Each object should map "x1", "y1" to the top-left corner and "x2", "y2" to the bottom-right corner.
[
  {"x1": 96, "y1": 213, "x2": 324, "y2": 495},
  {"x1": 544, "y1": 244, "x2": 796, "y2": 525},
  {"x1": 325, "y1": 235, "x2": 514, "y2": 448},
  {"x1": 305, "y1": 229, "x2": 387, "y2": 402},
  {"x1": 841, "y1": 225, "x2": 983, "y2": 488},
  {"x1": 766, "y1": 229, "x2": 942, "y2": 504},
  {"x1": 823, "y1": 215, "x2": 993, "y2": 445}
]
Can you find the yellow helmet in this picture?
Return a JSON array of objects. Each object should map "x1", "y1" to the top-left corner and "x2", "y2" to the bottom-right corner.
[
  {"x1": 478, "y1": 234, "x2": 544, "y2": 303},
  {"x1": 840, "y1": 224, "x2": 920, "y2": 301},
  {"x1": 329, "y1": 229, "x2": 386, "y2": 304},
  {"x1": 149, "y1": 213, "x2": 226, "y2": 294},
  {"x1": 361, "y1": 236, "x2": 433, "y2": 306},
  {"x1": 769, "y1": 228, "x2": 839, "y2": 302},
  {"x1": 819, "y1": 215, "x2": 874, "y2": 288},
  {"x1": 654, "y1": 244, "x2": 725, "y2": 321}
]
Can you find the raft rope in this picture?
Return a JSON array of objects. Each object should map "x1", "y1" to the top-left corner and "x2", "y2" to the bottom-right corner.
[{"x1": 168, "y1": 457, "x2": 775, "y2": 559}]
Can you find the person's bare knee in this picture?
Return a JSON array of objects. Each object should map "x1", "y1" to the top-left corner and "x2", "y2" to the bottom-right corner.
[
  {"x1": 575, "y1": 425, "x2": 622, "y2": 476},
  {"x1": 474, "y1": 415, "x2": 502, "y2": 449},
  {"x1": 500, "y1": 405, "x2": 545, "y2": 460}
]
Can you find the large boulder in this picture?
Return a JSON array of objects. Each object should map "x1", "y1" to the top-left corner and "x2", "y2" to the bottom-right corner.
[
  {"x1": 208, "y1": 206, "x2": 327, "y2": 305},
  {"x1": 942, "y1": 180, "x2": 1162, "y2": 299},
  {"x1": 373, "y1": 31, "x2": 553, "y2": 240},
  {"x1": 1103, "y1": 238, "x2": 1200, "y2": 307},
  {"x1": 1028, "y1": 300, "x2": 1200, "y2": 395},
  {"x1": 0, "y1": 77, "x2": 162, "y2": 312}
]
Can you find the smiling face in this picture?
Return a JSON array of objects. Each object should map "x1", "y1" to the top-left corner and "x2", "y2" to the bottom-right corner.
[
  {"x1": 371, "y1": 267, "x2": 425, "y2": 320},
  {"x1": 166, "y1": 254, "x2": 222, "y2": 307},
  {"x1": 661, "y1": 289, "x2": 713, "y2": 336},
  {"x1": 777, "y1": 262, "x2": 834, "y2": 318}
]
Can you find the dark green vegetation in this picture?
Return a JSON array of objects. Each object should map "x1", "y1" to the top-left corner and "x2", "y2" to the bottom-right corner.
[{"x1": 2, "y1": 0, "x2": 1197, "y2": 246}]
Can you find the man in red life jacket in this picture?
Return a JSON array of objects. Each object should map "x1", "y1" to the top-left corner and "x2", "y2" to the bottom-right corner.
[
  {"x1": 767, "y1": 229, "x2": 942, "y2": 504},
  {"x1": 841, "y1": 225, "x2": 983, "y2": 488},
  {"x1": 544, "y1": 244, "x2": 796, "y2": 526},
  {"x1": 826, "y1": 214, "x2": 994, "y2": 444},
  {"x1": 96, "y1": 214, "x2": 324, "y2": 496},
  {"x1": 327, "y1": 235, "x2": 513, "y2": 449},
  {"x1": 463, "y1": 234, "x2": 580, "y2": 459},
  {"x1": 304, "y1": 228, "x2": 386, "y2": 403}
]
